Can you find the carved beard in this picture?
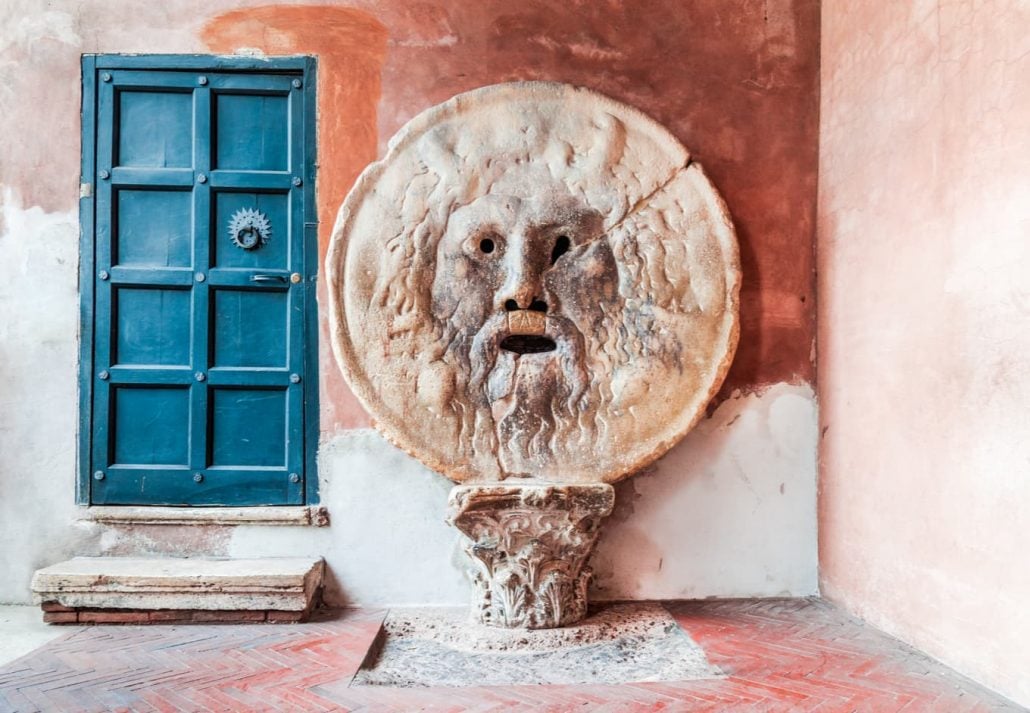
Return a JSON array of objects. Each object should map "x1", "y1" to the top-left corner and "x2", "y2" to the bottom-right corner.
[{"x1": 442, "y1": 312, "x2": 595, "y2": 479}]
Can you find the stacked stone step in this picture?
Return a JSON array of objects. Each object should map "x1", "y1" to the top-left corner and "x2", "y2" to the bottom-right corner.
[{"x1": 32, "y1": 557, "x2": 324, "y2": 625}]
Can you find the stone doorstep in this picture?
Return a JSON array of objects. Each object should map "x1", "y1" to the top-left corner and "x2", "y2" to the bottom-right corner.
[
  {"x1": 32, "y1": 557, "x2": 324, "y2": 622},
  {"x1": 80, "y1": 505, "x2": 330, "y2": 527}
]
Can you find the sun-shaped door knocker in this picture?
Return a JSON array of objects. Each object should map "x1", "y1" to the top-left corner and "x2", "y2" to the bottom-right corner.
[{"x1": 229, "y1": 208, "x2": 271, "y2": 250}]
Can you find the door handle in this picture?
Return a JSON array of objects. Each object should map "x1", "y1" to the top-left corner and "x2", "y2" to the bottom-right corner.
[{"x1": 251, "y1": 274, "x2": 287, "y2": 283}]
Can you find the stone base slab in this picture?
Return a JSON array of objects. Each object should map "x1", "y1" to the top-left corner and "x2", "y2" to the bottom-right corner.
[
  {"x1": 353, "y1": 603, "x2": 721, "y2": 687},
  {"x1": 32, "y1": 557, "x2": 324, "y2": 618}
]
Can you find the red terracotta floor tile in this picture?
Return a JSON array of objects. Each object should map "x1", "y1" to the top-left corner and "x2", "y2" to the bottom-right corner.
[{"x1": 0, "y1": 600, "x2": 1020, "y2": 712}]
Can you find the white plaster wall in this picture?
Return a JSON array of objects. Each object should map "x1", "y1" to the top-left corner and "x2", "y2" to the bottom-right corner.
[
  {"x1": 0, "y1": 191, "x2": 105, "y2": 603},
  {"x1": 594, "y1": 383, "x2": 818, "y2": 600},
  {"x1": 228, "y1": 430, "x2": 467, "y2": 606},
  {"x1": 227, "y1": 382, "x2": 818, "y2": 607}
]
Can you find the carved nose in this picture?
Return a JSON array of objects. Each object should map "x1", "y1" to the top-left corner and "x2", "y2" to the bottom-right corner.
[
  {"x1": 501, "y1": 280, "x2": 536, "y2": 311},
  {"x1": 498, "y1": 240, "x2": 546, "y2": 312}
]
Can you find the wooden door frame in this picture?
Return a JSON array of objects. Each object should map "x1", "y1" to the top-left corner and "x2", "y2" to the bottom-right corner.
[{"x1": 77, "y1": 54, "x2": 320, "y2": 506}]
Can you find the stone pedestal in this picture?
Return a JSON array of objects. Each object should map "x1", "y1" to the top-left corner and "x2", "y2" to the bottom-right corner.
[{"x1": 447, "y1": 482, "x2": 615, "y2": 629}]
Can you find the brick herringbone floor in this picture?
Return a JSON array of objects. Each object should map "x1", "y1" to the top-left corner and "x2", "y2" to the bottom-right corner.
[{"x1": 0, "y1": 599, "x2": 1019, "y2": 712}]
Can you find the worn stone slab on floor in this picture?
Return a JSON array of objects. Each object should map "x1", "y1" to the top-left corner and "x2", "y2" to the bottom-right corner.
[
  {"x1": 352, "y1": 602, "x2": 722, "y2": 687},
  {"x1": 31, "y1": 556, "x2": 323, "y2": 612}
]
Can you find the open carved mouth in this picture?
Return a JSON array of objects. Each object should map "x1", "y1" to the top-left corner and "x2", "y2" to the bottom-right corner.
[
  {"x1": 500, "y1": 334, "x2": 557, "y2": 354},
  {"x1": 501, "y1": 309, "x2": 557, "y2": 354}
]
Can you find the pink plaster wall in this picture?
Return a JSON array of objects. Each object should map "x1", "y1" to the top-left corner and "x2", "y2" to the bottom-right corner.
[{"x1": 817, "y1": 0, "x2": 1030, "y2": 705}]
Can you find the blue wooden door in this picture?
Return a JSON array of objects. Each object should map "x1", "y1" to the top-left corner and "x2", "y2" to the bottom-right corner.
[{"x1": 86, "y1": 61, "x2": 315, "y2": 505}]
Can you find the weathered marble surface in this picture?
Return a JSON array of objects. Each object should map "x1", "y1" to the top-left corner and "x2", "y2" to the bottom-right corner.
[
  {"x1": 352, "y1": 602, "x2": 720, "y2": 686},
  {"x1": 448, "y1": 483, "x2": 614, "y2": 628},
  {"x1": 328, "y1": 82, "x2": 740, "y2": 484}
]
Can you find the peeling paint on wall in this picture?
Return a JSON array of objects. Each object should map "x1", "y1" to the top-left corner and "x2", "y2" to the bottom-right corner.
[
  {"x1": 0, "y1": 0, "x2": 820, "y2": 609},
  {"x1": 0, "y1": 189, "x2": 92, "y2": 602},
  {"x1": 594, "y1": 383, "x2": 818, "y2": 600}
]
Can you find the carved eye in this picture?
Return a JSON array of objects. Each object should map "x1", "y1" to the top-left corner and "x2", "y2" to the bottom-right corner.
[
  {"x1": 550, "y1": 235, "x2": 571, "y2": 265},
  {"x1": 467, "y1": 231, "x2": 501, "y2": 257}
]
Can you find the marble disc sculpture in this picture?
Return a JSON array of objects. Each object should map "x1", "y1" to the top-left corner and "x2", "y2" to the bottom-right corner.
[
  {"x1": 328, "y1": 82, "x2": 740, "y2": 485},
  {"x1": 329, "y1": 82, "x2": 739, "y2": 629}
]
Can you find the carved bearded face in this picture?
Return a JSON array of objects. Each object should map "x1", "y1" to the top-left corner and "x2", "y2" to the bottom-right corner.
[
  {"x1": 328, "y1": 82, "x2": 740, "y2": 484},
  {"x1": 428, "y1": 189, "x2": 618, "y2": 476}
]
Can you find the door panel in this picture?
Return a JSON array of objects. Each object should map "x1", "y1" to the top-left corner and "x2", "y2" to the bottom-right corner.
[
  {"x1": 88, "y1": 64, "x2": 311, "y2": 506},
  {"x1": 113, "y1": 287, "x2": 192, "y2": 366},
  {"x1": 114, "y1": 189, "x2": 193, "y2": 267},
  {"x1": 117, "y1": 90, "x2": 194, "y2": 168},
  {"x1": 210, "y1": 388, "x2": 288, "y2": 467},
  {"x1": 111, "y1": 386, "x2": 191, "y2": 466},
  {"x1": 212, "y1": 289, "x2": 289, "y2": 368},
  {"x1": 215, "y1": 93, "x2": 290, "y2": 170}
]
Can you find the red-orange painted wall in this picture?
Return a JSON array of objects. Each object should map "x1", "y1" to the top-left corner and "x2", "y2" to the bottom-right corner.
[{"x1": 202, "y1": 0, "x2": 821, "y2": 433}]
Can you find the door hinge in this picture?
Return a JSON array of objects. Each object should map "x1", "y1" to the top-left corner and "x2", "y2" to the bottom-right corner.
[{"x1": 80, "y1": 182, "x2": 93, "y2": 198}]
